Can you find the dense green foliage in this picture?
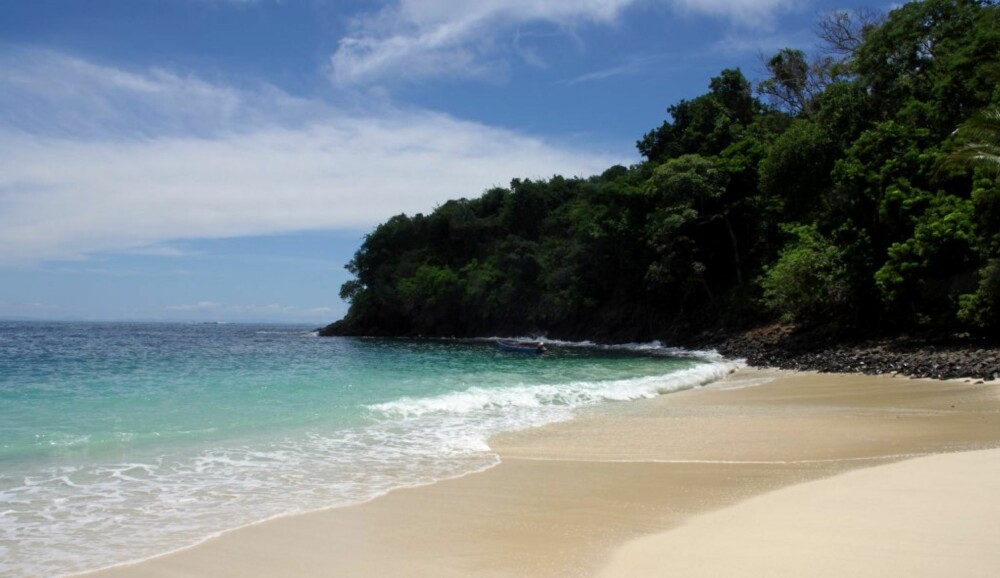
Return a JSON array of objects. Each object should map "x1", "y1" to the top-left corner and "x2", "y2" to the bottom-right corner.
[{"x1": 326, "y1": 0, "x2": 1000, "y2": 340}]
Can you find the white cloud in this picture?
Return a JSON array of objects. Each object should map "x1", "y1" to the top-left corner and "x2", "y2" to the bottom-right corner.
[
  {"x1": 0, "y1": 48, "x2": 326, "y2": 138},
  {"x1": 117, "y1": 245, "x2": 204, "y2": 258},
  {"x1": 709, "y1": 30, "x2": 814, "y2": 62},
  {"x1": 564, "y1": 54, "x2": 666, "y2": 86},
  {"x1": 331, "y1": 0, "x2": 632, "y2": 86},
  {"x1": 672, "y1": 0, "x2": 798, "y2": 23},
  {"x1": 0, "y1": 49, "x2": 623, "y2": 265},
  {"x1": 330, "y1": 0, "x2": 801, "y2": 87}
]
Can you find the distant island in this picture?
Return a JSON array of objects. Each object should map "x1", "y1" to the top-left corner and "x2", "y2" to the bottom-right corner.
[{"x1": 321, "y1": 0, "x2": 1000, "y2": 377}]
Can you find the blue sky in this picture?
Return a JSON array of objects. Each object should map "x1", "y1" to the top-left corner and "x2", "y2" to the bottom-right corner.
[{"x1": 0, "y1": 0, "x2": 891, "y2": 324}]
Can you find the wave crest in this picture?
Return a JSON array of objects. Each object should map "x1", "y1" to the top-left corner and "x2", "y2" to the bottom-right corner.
[{"x1": 368, "y1": 359, "x2": 742, "y2": 419}]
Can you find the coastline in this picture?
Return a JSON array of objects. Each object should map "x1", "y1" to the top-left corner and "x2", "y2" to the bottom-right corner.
[{"x1": 83, "y1": 367, "x2": 1000, "y2": 577}]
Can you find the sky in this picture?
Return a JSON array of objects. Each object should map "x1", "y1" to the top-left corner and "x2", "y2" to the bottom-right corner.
[{"x1": 0, "y1": 0, "x2": 893, "y2": 324}]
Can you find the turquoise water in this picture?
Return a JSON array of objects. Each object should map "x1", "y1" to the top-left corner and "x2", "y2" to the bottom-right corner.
[{"x1": 0, "y1": 322, "x2": 738, "y2": 577}]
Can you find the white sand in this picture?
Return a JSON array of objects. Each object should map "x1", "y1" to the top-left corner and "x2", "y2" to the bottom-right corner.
[{"x1": 601, "y1": 448, "x2": 1000, "y2": 577}]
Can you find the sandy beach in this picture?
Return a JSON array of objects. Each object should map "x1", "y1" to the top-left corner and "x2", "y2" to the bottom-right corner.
[{"x1": 86, "y1": 368, "x2": 1000, "y2": 577}]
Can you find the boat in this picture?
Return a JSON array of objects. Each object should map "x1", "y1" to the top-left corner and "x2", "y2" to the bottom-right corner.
[{"x1": 497, "y1": 339, "x2": 547, "y2": 354}]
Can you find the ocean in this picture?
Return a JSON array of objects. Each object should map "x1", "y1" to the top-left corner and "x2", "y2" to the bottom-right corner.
[{"x1": 0, "y1": 321, "x2": 739, "y2": 577}]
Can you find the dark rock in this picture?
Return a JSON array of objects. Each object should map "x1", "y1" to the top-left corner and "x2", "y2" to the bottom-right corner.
[{"x1": 685, "y1": 324, "x2": 1000, "y2": 382}]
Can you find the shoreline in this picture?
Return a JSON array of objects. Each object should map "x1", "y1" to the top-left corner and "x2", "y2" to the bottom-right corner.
[{"x1": 83, "y1": 367, "x2": 1000, "y2": 577}]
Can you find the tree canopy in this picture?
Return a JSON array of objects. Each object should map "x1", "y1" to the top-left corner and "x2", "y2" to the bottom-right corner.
[{"x1": 324, "y1": 0, "x2": 1000, "y2": 340}]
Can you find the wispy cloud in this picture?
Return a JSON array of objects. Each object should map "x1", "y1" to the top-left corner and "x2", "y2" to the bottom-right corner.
[
  {"x1": 116, "y1": 245, "x2": 204, "y2": 258},
  {"x1": 711, "y1": 26, "x2": 816, "y2": 58},
  {"x1": 330, "y1": 0, "x2": 802, "y2": 88},
  {"x1": 564, "y1": 54, "x2": 665, "y2": 86},
  {"x1": 330, "y1": 0, "x2": 630, "y2": 87},
  {"x1": 672, "y1": 0, "x2": 798, "y2": 24},
  {"x1": 0, "y1": 48, "x2": 326, "y2": 139},
  {"x1": 0, "y1": 49, "x2": 623, "y2": 265}
]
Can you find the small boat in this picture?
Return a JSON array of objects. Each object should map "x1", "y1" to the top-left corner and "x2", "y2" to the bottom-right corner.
[{"x1": 497, "y1": 339, "x2": 547, "y2": 354}]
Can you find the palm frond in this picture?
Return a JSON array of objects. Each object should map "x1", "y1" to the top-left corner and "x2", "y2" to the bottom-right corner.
[{"x1": 945, "y1": 107, "x2": 1000, "y2": 173}]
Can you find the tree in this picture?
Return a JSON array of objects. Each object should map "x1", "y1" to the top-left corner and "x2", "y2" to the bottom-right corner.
[
  {"x1": 757, "y1": 49, "x2": 842, "y2": 116},
  {"x1": 875, "y1": 193, "x2": 978, "y2": 326},
  {"x1": 853, "y1": 0, "x2": 1000, "y2": 134},
  {"x1": 758, "y1": 120, "x2": 836, "y2": 222},
  {"x1": 947, "y1": 107, "x2": 1000, "y2": 172},
  {"x1": 813, "y1": 81, "x2": 875, "y2": 150},
  {"x1": 638, "y1": 69, "x2": 759, "y2": 162},
  {"x1": 830, "y1": 120, "x2": 937, "y2": 243},
  {"x1": 946, "y1": 108, "x2": 1000, "y2": 329},
  {"x1": 816, "y1": 8, "x2": 885, "y2": 58},
  {"x1": 644, "y1": 155, "x2": 742, "y2": 311},
  {"x1": 761, "y1": 224, "x2": 850, "y2": 324},
  {"x1": 398, "y1": 265, "x2": 463, "y2": 332}
]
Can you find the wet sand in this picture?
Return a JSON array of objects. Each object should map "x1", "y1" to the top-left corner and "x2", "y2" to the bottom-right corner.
[{"x1": 86, "y1": 368, "x2": 1000, "y2": 577}]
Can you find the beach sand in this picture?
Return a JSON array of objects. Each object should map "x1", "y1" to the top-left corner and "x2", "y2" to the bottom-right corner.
[
  {"x1": 600, "y1": 448, "x2": 1000, "y2": 578},
  {"x1": 85, "y1": 368, "x2": 1000, "y2": 577}
]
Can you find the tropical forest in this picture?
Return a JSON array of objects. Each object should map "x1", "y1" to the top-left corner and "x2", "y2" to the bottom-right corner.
[{"x1": 322, "y1": 0, "x2": 1000, "y2": 343}]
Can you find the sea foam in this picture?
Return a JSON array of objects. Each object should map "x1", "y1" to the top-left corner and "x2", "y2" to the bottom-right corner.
[{"x1": 369, "y1": 357, "x2": 741, "y2": 419}]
